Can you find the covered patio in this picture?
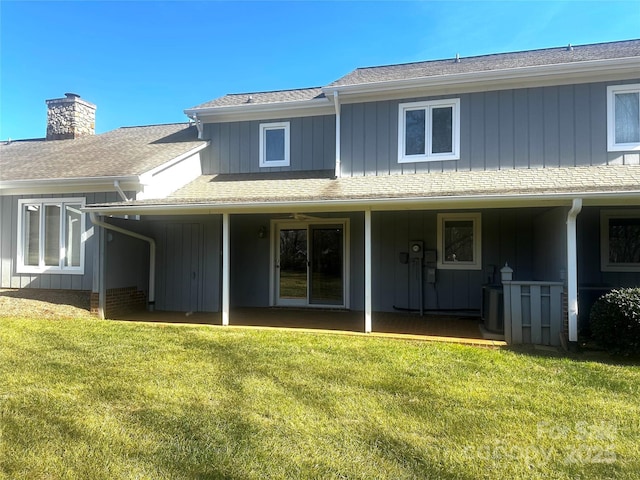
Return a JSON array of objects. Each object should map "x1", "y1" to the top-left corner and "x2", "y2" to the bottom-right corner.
[{"x1": 110, "y1": 308, "x2": 506, "y2": 346}]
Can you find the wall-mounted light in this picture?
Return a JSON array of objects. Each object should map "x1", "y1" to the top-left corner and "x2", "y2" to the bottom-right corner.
[{"x1": 258, "y1": 226, "x2": 267, "y2": 239}]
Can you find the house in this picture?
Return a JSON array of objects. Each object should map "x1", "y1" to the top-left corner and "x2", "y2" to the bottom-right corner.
[{"x1": 1, "y1": 40, "x2": 639, "y2": 346}]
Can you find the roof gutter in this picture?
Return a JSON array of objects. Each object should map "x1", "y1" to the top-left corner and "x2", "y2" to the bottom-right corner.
[
  {"x1": 322, "y1": 57, "x2": 640, "y2": 97},
  {"x1": 184, "y1": 97, "x2": 332, "y2": 117},
  {"x1": 82, "y1": 189, "x2": 640, "y2": 215}
]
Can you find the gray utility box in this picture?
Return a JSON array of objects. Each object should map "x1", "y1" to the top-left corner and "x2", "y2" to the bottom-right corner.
[{"x1": 482, "y1": 285, "x2": 504, "y2": 333}]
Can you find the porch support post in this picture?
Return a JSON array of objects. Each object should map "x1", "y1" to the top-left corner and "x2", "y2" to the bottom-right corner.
[
  {"x1": 97, "y1": 222, "x2": 106, "y2": 319},
  {"x1": 222, "y1": 213, "x2": 230, "y2": 326},
  {"x1": 364, "y1": 209, "x2": 372, "y2": 333},
  {"x1": 566, "y1": 198, "x2": 582, "y2": 342}
]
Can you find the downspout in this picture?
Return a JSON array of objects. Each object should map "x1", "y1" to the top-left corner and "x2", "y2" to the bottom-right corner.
[
  {"x1": 566, "y1": 198, "x2": 582, "y2": 343},
  {"x1": 89, "y1": 212, "x2": 156, "y2": 312},
  {"x1": 190, "y1": 113, "x2": 203, "y2": 140},
  {"x1": 333, "y1": 91, "x2": 341, "y2": 178},
  {"x1": 113, "y1": 180, "x2": 130, "y2": 201}
]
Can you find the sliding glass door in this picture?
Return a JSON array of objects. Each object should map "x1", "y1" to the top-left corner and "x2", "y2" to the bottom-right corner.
[{"x1": 274, "y1": 221, "x2": 347, "y2": 307}]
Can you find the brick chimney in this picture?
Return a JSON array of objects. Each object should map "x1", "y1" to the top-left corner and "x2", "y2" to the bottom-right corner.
[{"x1": 45, "y1": 93, "x2": 96, "y2": 140}]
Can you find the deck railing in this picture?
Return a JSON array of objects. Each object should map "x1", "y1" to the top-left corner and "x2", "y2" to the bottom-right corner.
[{"x1": 503, "y1": 281, "x2": 565, "y2": 346}]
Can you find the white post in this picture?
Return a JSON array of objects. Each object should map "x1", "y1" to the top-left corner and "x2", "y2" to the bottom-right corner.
[
  {"x1": 97, "y1": 223, "x2": 106, "y2": 319},
  {"x1": 222, "y1": 213, "x2": 230, "y2": 326},
  {"x1": 333, "y1": 91, "x2": 341, "y2": 178},
  {"x1": 566, "y1": 199, "x2": 582, "y2": 342},
  {"x1": 364, "y1": 209, "x2": 372, "y2": 333}
]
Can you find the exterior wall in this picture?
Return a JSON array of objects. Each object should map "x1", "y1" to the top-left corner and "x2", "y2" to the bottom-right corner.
[
  {"x1": 144, "y1": 215, "x2": 221, "y2": 312},
  {"x1": 0, "y1": 191, "x2": 121, "y2": 290},
  {"x1": 339, "y1": 79, "x2": 640, "y2": 177},
  {"x1": 371, "y1": 208, "x2": 564, "y2": 313},
  {"x1": 229, "y1": 213, "x2": 364, "y2": 310},
  {"x1": 577, "y1": 206, "x2": 640, "y2": 332},
  {"x1": 201, "y1": 115, "x2": 335, "y2": 174}
]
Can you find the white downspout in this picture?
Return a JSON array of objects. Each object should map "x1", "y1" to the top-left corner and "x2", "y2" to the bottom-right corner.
[
  {"x1": 113, "y1": 180, "x2": 130, "y2": 202},
  {"x1": 333, "y1": 91, "x2": 341, "y2": 178},
  {"x1": 89, "y1": 212, "x2": 156, "y2": 312},
  {"x1": 566, "y1": 198, "x2": 582, "y2": 343},
  {"x1": 190, "y1": 113, "x2": 203, "y2": 140}
]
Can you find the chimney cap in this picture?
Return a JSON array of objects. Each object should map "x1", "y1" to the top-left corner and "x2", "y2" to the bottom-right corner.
[{"x1": 64, "y1": 92, "x2": 81, "y2": 99}]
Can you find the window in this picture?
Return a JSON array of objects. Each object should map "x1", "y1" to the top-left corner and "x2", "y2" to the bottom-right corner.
[
  {"x1": 398, "y1": 98, "x2": 460, "y2": 162},
  {"x1": 17, "y1": 198, "x2": 86, "y2": 274},
  {"x1": 601, "y1": 210, "x2": 640, "y2": 272},
  {"x1": 607, "y1": 84, "x2": 640, "y2": 151},
  {"x1": 437, "y1": 213, "x2": 481, "y2": 270},
  {"x1": 259, "y1": 121, "x2": 290, "y2": 167}
]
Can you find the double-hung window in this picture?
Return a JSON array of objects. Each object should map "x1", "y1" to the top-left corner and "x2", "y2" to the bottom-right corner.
[
  {"x1": 259, "y1": 121, "x2": 290, "y2": 167},
  {"x1": 607, "y1": 84, "x2": 640, "y2": 151},
  {"x1": 398, "y1": 98, "x2": 460, "y2": 162},
  {"x1": 17, "y1": 198, "x2": 86, "y2": 274},
  {"x1": 436, "y1": 213, "x2": 482, "y2": 270},
  {"x1": 601, "y1": 210, "x2": 640, "y2": 272}
]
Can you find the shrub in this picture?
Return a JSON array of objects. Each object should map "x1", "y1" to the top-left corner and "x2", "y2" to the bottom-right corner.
[{"x1": 589, "y1": 288, "x2": 640, "y2": 356}]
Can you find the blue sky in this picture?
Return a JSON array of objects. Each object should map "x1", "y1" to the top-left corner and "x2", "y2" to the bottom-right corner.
[{"x1": 1, "y1": 0, "x2": 639, "y2": 140}]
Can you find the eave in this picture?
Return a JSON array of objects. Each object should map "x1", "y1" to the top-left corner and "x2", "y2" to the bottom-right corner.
[
  {"x1": 184, "y1": 98, "x2": 334, "y2": 123},
  {"x1": 322, "y1": 57, "x2": 640, "y2": 103},
  {"x1": 0, "y1": 176, "x2": 141, "y2": 196},
  {"x1": 83, "y1": 190, "x2": 640, "y2": 217}
]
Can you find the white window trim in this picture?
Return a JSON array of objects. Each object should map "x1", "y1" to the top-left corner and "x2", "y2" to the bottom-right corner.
[
  {"x1": 16, "y1": 197, "x2": 86, "y2": 275},
  {"x1": 436, "y1": 212, "x2": 482, "y2": 270},
  {"x1": 606, "y1": 83, "x2": 640, "y2": 152},
  {"x1": 600, "y1": 210, "x2": 640, "y2": 272},
  {"x1": 398, "y1": 98, "x2": 460, "y2": 163},
  {"x1": 259, "y1": 121, "x2": 290, "y2": 167}
]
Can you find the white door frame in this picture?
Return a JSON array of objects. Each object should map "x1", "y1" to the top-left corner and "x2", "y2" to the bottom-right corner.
[{"x1": 270, "y1": 218, "x2": 350, "y2": 308}]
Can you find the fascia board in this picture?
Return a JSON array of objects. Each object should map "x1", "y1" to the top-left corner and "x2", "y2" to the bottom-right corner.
[
  {"x1": 0, "y1": 176, "x2": 141, "y2": 196},
  {"x1": 323, "y1": 57, "x2": 640, "y2": 100},
  {"x1": 82, "y1": 190, "x2": 640, "y2": 216},
  {"x1": 184, "y1": 99, "x2": 334, "y2": 123}
]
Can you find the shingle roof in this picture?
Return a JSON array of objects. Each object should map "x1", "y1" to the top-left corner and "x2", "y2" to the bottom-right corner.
[
  {"x1": 328, "y1": 39, "x2": 640, "y2": 87},
  {"x1": 86, "y1": 165, "x2": 640, "y2": 209},
  {"x1": 190, "y1": 87, "x2": 326, "y2": 110},
  {"x1": 0, "y1": 123, "x2": 207, "y2": 182}
]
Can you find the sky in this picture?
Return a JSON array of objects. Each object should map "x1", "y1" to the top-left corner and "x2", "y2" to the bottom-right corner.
[{"x1": 1, "y1": 0, "x2": 639, "y2": 140}]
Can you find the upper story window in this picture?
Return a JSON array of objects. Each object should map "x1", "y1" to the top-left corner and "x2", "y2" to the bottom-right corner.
[
  {"x1": 436, "y1": 212, "x2": 482, "y2": 270},
  {"x1": 601, "y1": 210, "x2": 640, "y2": 272},
  {"x1": 607, "y1": 84, "x2": 640, "y2": 152},
  {"x1": 17, "y1": 198, "x2": 86, "y2": 274},
  {"x1": 398, "y1": 98, "x2": 460, "y2": 163},
  {"x1": 259, "y1": 121, "x2": 290, "y2": 167}
]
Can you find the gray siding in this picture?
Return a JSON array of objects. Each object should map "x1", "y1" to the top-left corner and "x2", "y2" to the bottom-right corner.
[
  {"x1": 201, "y1": 115, "x2": 336, "y2": 174},
  {"x1": 340, "y1": 79, "x2": 640, "y2": 176},
  {"x1": 0, "y1": 192, "x2": 121, "y2": 291},
  {"x1": 144, "y1": 215, "x2": 221, "y2": 312},
  {"x1": 371, "y1": 208, "x2": 566, "y2": 313}
]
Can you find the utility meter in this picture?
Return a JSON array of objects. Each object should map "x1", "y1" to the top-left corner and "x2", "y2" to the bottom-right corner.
[{"x1": 409, "y1": 240, "x2": 424, "y2": 259}]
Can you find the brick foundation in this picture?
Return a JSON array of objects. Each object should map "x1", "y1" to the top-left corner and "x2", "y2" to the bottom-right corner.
[{"x1": 90, "y1": 286, "x2": 147, "y2": 318}]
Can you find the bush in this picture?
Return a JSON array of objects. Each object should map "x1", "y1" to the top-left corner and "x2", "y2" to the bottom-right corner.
[{"x1": 589, "y1": 288, "x2": 640, "y2": 356}]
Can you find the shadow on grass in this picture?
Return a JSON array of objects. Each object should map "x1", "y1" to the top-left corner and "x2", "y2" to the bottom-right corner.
[{"x1": 0, "y1": 288, "x2": 90, "y2": 310}]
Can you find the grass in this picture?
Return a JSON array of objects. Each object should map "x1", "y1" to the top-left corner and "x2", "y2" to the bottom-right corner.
[{"x1": 1, "y1": 317, "x2": 639, "y2": 479}]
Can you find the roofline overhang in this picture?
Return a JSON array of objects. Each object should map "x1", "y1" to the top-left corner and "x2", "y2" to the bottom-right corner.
[
  {"x1": 322, "y1": 57, "x2": 640, "y2": 100},
  {"x1": 83, "y1": 190, "x2": 640, "y2": 216},
  {"x1": 184, "y1": 98, "x2": 334, "y2": 123},
  {"x1": 0, "y1": 175, "x2": 141, "y2": 196}
]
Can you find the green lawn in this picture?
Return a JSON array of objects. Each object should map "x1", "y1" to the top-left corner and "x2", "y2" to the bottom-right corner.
[{"x1": 1, "y1": 317, "x2": 639, "y2": 479}]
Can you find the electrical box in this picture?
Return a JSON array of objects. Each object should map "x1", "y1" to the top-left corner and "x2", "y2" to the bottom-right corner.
[
  {"x1": 409, "y1": 240, "x2": 424, "y2": 259},
  {"x1": 425, "y1": 249, "x2": 437, "y2": 264},
  {"x1": 399, "y1": 252, "x2": 409, "y2": 264},
  {"x1": 426, "y1": 267, "x2": 436, "y2": 284}
]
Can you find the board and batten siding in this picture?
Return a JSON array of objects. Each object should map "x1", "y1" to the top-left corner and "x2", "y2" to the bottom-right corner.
[
  {"x1": 201, "y1": 115, "x2": 336, "y2": 174},
  {"x1": 339, "y1": 80, "x2": 640, "y2": 177},
  {"x1": 0, "y1": 192, "x2": 121, "y2": 290}
]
